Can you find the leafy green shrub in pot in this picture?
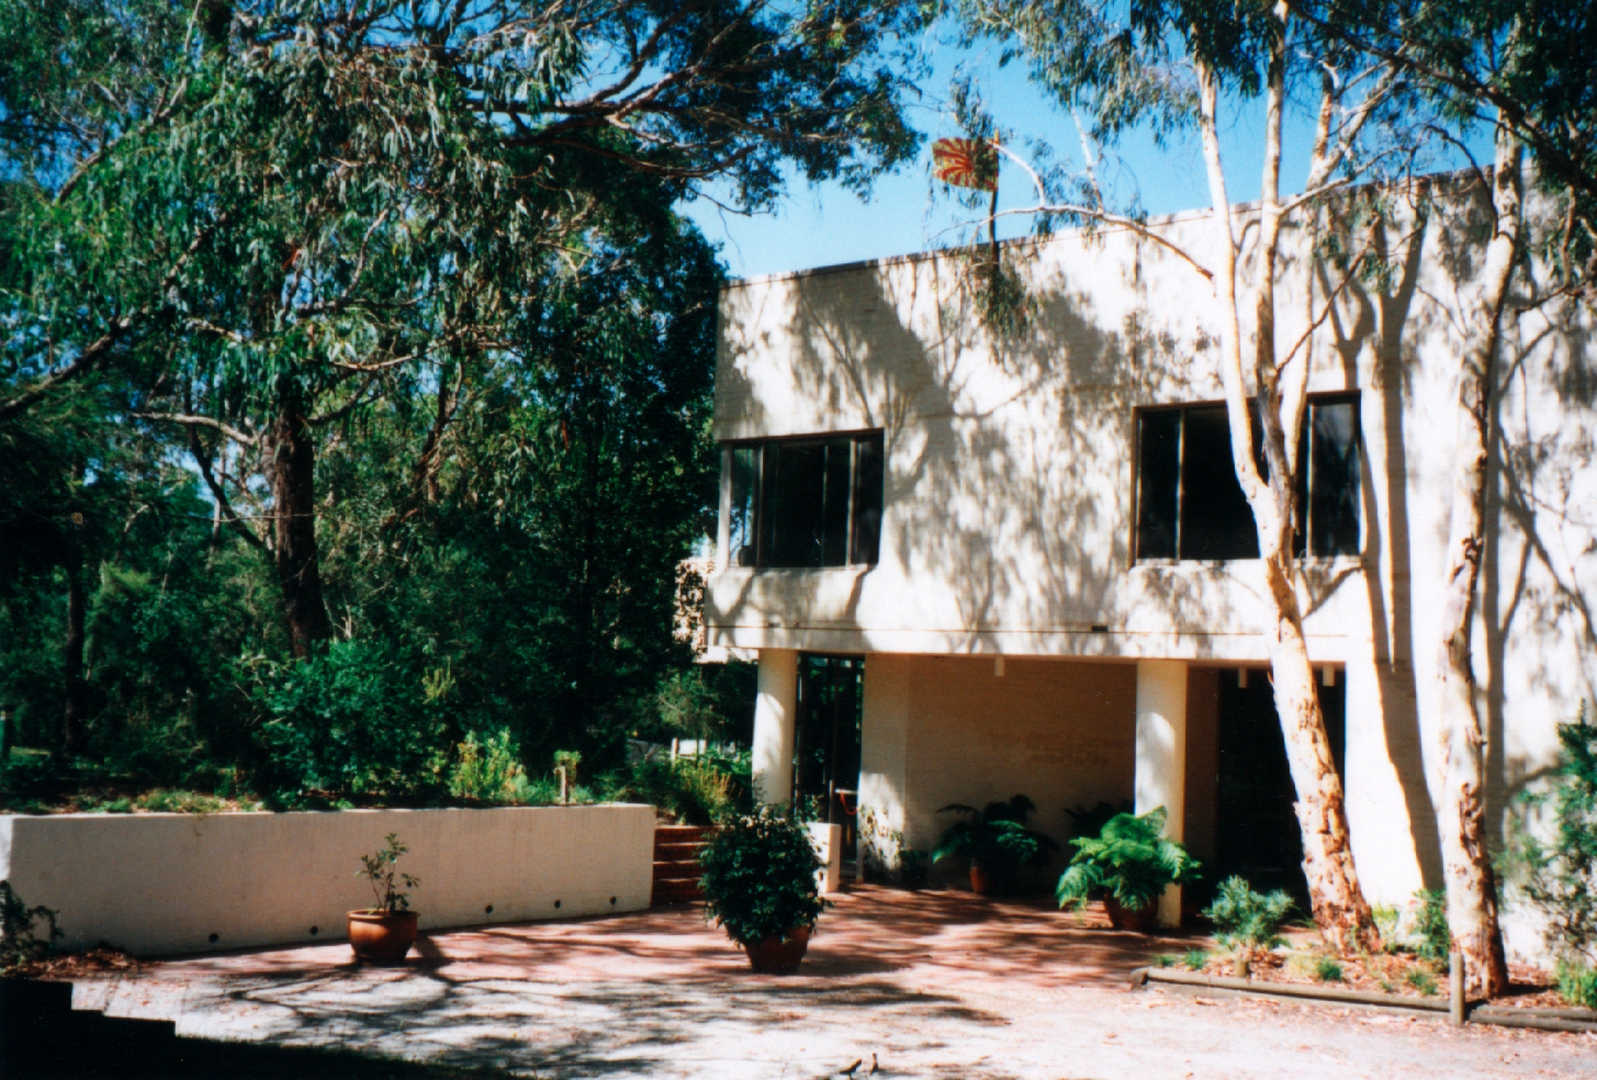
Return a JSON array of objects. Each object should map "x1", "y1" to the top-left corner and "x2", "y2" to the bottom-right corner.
[
  {"x1": 1055, "y1": 807, "x2": 1201, "y2": 930},
  {"x1": 347, "y1": 833, "x2": 421, "y2": 964},
  {"x1": 699, "y1": 806, "x2": 825, "y2": 973},
  {"x1": 932, "y1": 794, "x2": 1059, "y2": 895}
]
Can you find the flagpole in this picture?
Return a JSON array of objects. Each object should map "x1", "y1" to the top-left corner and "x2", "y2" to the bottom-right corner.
[{"x1": 988, "y1": 139, "x2": 1000, "y2": 290}]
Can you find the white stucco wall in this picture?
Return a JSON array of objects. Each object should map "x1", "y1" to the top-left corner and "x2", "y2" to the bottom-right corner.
[
  {"x1": 708, "y1": 175, "x2": 1597, "y2": 963},
  {"x1": 859, "y1": 654, "x2": 1135, "y2": 885},
  {"x1": 0, "y1": 804, "x2": 655, "y2": 955}
]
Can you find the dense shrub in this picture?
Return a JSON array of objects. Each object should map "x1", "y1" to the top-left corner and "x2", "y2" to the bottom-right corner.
[
  {"x1": 699, "y1": 806, "x2": 824, "y2": 946},
  {"x1": 254, "y1": 639, "x2": 450, "y2": 806},
  {"x1": 1555, "y1": 961, "x2": 1597, "y2": 1008},
  {"x1": 608, "y1": 747, "x2": 751, "y2": 824},
  {"x1": 1501, "y1": 704, "x2": 1597, "y2": 966},
  {"x1": 448, "y1": 729, "x2": 532, "y2": 803}
]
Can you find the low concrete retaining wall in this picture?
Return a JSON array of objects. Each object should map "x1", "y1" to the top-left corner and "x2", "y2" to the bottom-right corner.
[{"x1": 0, "y1": 804, "x2": 655, "y2": 955}]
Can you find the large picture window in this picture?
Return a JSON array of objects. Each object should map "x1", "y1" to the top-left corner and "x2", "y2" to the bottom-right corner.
[
  {"x1": 725, "y1": 431, "x2": 883, "y2": 568},
  {"x1": 1135, "y1": 395, "x2": 1361, "y2": 561}
]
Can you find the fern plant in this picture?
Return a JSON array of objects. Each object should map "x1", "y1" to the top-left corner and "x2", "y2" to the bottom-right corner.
[
  {"x1": 932, "y1": 794, "x2": 1058, "y2": 892},
  {"x1": 1203, "y1": 876, "x2": 1294, "y2": 952},
  {"x1": 1055, "y1": 807, "x2": 1200, "y2": 913}
]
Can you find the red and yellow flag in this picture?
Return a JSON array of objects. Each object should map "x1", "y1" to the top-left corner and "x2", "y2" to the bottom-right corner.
[{"x1": 931, "y1": 137, "x2": 998, "y2": 192}]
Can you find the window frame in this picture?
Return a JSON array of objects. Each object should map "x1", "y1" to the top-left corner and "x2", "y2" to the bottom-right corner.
[
  {"x1": 1132, "y1": 393, "x2": 1362, "y2": 563},
  {"x1": 722, "y1": 429, "x2": 884, "y2": 570}
]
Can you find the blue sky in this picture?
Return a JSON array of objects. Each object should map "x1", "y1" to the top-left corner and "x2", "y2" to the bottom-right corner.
[{"x1": 683, "y1": 36, "x2": 1484, "y2": 281}]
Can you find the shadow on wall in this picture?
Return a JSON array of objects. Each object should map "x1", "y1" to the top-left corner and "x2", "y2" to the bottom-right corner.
[{"x1": 714, "y1": 228, "x2": 1288, "y2": 648}]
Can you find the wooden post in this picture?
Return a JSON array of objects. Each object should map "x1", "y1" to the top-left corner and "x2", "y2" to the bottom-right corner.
[{"x1": 1450, "y1": 950, "x2": 1466, "y2": 1026}]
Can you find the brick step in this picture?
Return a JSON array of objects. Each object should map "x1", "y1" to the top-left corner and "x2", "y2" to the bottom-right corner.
[
  {"x1": 652, "y1": 877, "x2": 705, "y2": 903},
  {"x1": 654, "y1": 840, "x2": 708, "y2": 861},
  {"x1": 651, "y1": 825, "x2": 714, "y2": 907},
  {"x1": 653, "y1": 859, "x2": 702, "y2": 882},
  {"x1": 653, "y1": 826, "x2": 712, "y2": 849}
]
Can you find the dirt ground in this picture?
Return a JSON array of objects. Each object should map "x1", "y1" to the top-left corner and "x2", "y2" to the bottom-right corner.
[{"x1": 31, "y1": 886, "x2": 1597, "y2": 1079}]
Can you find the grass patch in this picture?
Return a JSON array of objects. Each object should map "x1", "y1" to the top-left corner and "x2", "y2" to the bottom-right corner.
[
  {"x1": 1183, "y1": 949, "x2": 1209, "y2": 971},
  {"x1": 1314, "y1": 957, "x2": 1344, "y2": 983},
  {"x1": 1405, "y1": 968, "x2": 1438, "y2": 996}
]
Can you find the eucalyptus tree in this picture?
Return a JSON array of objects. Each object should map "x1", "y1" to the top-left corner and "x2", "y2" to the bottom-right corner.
[
  {"x1": 1, "y1": 0, "x2": 922, "y2": 657},
  {"x1": 1274, "y1": 0, "x2": 1597, "y2": 996},
  {"x1": 942, "y1": 0, "x2": 1467, "y2": 950}
]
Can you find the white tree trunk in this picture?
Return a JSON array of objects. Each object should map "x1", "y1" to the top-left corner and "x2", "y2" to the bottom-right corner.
[
  {"x1": 1432, "y1": 131, "x2": 1520, "y2": 999},
  {"x1": 1195, "y1": 36, "x2": 1379, "y2": 952}
]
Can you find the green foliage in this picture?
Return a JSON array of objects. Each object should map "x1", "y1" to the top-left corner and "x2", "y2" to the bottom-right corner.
[
  {"x1": 1183, "y1": 949, "x2": 1209, "y2": 971},
  {"x1": 357, "y1": 834, "x2": 419, "y2": 914},
  {"x1": 933, "y1": 794, "x2": 1059, "y2": 889},
  {"x1": 1203, "y1": 876, "x2": 1295, "y2": 952},
  {"x1": 0, "y1": 0, "x2": 921, "y2": 803},
  {"x1": 448, "y1": 730, "x2": 531, "y2": 804},
  {"x1": 1155, "y1": 954, "x2": 1176, "y2": 968},
  {"x1": 1501, "y1": 705, "x2": 1597, "y2": 965},
  {"x1": 1554, "y1": 960, "x2": 1597, "y2": 1009},
  {"x1": 1314, "y1": 956, "x2": 1344, "y2": 983},
  {"x1": 699, "y1": 806, "x2": 825, "y2": 947},
  {"x1": 133, "y1": 789, "x2": 241, "y2": 814},
  {"x1": 0, "y1": 880, "x2": 61, "y2": 975},
  {"x1": 1412, "y1": 889, "x2": 1452, "y2": 964},
  {"x1": 1405, "y1": 968, "x2": 1439, "y2": 996},
  {"x1": 1055, "y1": 807, "x2": 1201, "y2": 913},
  {"x1": 607, "y1": 749, "x2": 751, "y2": 826},
  {"x1": 254, "y1": 640, "x2": 448, "y2": 807}
]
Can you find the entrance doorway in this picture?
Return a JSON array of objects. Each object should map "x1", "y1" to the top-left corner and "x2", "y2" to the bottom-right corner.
[
  {"x1": 794, "y1": 654, "x2": 862, "y2": 852},
  {"x1": 1214, "y1": 667, "x2": 1346, "y2": 904}
]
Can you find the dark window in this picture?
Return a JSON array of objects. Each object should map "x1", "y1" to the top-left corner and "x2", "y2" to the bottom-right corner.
[
  {"x1": 1136, "y1": 395, "x2": 1360, "y2": 561},
  {"x1": 1298, "y1": 397, "x2": 1361, "y2": 557},
  {"x1": 726, "y1": 431, "x2": 883, "y2": 568}
]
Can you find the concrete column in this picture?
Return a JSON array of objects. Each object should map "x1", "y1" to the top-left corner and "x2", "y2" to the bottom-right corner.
[
  {"x1": 752, "y1": 648, "x2": 799, "y2": 805},
  {"x1": 1136, "y1": 659, "x2": 1188, "y2": 928}
]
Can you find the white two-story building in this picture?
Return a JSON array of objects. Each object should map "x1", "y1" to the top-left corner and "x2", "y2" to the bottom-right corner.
[{"x1": 702, "y1": 176, "x2": 1595, "y2": 959}]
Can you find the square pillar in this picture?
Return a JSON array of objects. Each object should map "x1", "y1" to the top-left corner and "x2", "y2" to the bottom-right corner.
[
  {"x1": 753, "y1": 648, "x2": 799, "y2": 805},
  {"x1": 1136, "y1": 659, "x2": 1188, "y2": 928}
]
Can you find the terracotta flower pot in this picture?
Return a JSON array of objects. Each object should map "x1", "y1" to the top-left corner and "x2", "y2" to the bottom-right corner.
[
  {"x1": 742, "y1": 925, "x2": 812, "y2": 974},
  {"x1": 969, "y1": 862, "x2": 995, "y2": 896},
  {"x1": 347, "y1": 909, "x2": 419, "y2": 964},
  {"x1": 1103, "y1": 896, "x2": 1159, "y2": 933}
]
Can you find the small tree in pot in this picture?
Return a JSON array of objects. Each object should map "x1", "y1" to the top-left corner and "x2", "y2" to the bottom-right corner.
[
  {"x1": 699, "y1": 806, "x2": 825, "y2": 973},
  {"x1": 347, "y1": 833, "x2": 420, "y2": 964},
  {"x1": 1055, "y1": 807, "x2": 1200, "y2": 931}
]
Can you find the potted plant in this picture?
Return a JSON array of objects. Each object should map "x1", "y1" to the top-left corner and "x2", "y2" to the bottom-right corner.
[
  {"x1": 1054, "y1": 807, "x2": 1200, "y2": 931},
  {"x1": 698, "y1": 806, "x2": 825, "y2": 973},
  {"x1": 347, "y1": 833, "x2": 420, "y2": 964},
  {"x1": 932, "y1": 794, "x2": 1058, "y2": 895}
]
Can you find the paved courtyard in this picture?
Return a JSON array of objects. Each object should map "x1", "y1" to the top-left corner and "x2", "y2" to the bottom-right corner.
[{"x1": 51, "y1": 886, "x2": 1597, "y2": 1078}]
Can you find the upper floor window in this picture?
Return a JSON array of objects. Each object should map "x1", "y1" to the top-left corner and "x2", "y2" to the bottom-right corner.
[
  {"x1": 1135, "y1": 394, "x2": 1361, "y2": 561},
  {"x1": 725, "y1": 431, "x2": 883, "y2": 568}
]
